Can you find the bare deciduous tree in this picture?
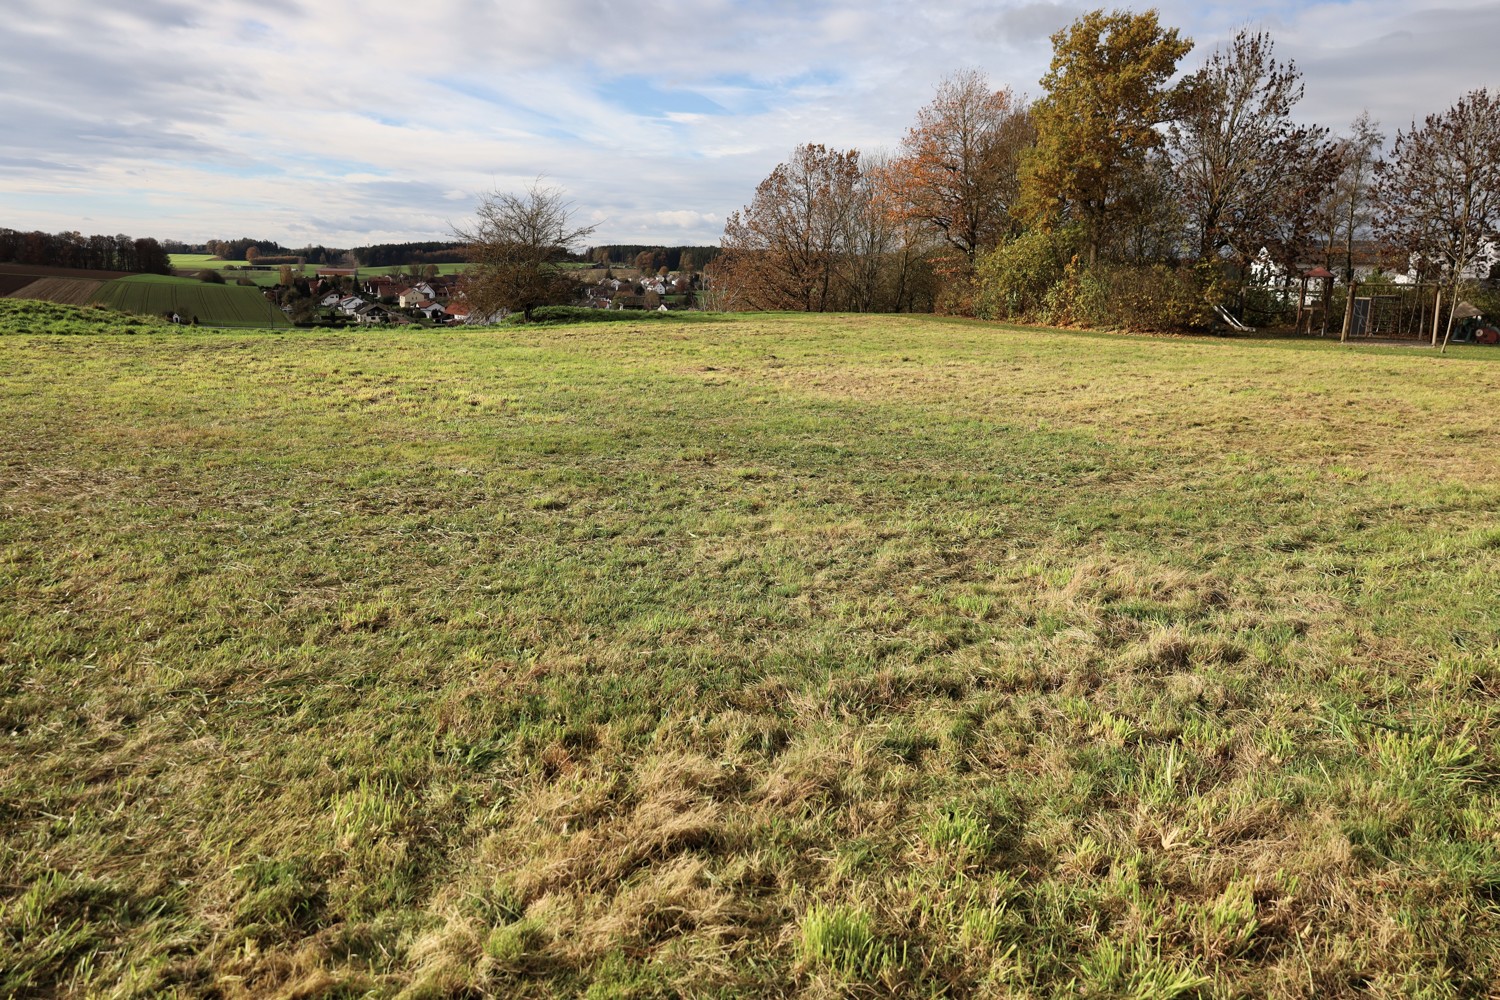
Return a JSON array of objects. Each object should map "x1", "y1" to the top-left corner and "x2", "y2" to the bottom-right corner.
[
  {"x1": 1375, "y1": 89, "x2": 1500, "y2": 344},
  {"x1": 714, "y1": 144, "x2": 864, "y2": 312},
  {"x1": 453, "y1": 181, "x2": 597, "y2": 321},
  {"x1": 712, "y1": 145, "x2": 938, "y2": 314},
  {"x1": 839, "y1": 152, "x2": 930, "y2": 313},
  {"x1": 1168, "y1": 30, "x2": 1340, "y2": 275},
  {"x1": 1319, "y1": 112, "x2": 1385, "y2": 282}
]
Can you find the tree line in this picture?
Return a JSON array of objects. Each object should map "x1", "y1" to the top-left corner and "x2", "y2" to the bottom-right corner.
[
  {"x1": 587, "y1": 245, "x2": 722, "y2": 271},
  {"x1": 162, "y1": 239, "x2": 473, "y2": 268},
  {"x1": 348, "y1": 242, "x2": 469, "y2": 267},
  {"x1": 708, "y1": 9, "x2": 1500, "y2": 331},
  {"x1": 0, "y1": 229, "x2": 172, "y2": 275}
]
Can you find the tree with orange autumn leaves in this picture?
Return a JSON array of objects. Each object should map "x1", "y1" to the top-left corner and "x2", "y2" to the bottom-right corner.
[
  {"x1": 713, "y1": 8, "x2": 1486, "y2": 330},
  {"x1": 712, "y1": 73, "x2": 1028, "y2": 315},
  {"x1": 888, "y1": 70, "x2": 1034, "y2": 266}
]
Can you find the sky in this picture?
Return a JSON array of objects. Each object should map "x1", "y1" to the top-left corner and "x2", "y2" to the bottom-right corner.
[{"x1": 3, "y1": 1, "x2": 1498, "y2": 250}]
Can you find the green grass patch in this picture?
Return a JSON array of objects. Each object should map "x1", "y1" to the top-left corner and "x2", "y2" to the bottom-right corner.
[
  {"x1": 1, "y1": 311, "x2": 1498, "y2": 996},
  {"x1": 167, "y1": 253, "x2": 230, "y2": 269},
  {"x1": 358, "y1": 263, "x2": 471, "y2": 278},
  {"x1": 0, "y1": 298, "x2": 173, "y2": 335},
  {"x1": 521, "y1": 305, "x2": 728, "y2": 325}
]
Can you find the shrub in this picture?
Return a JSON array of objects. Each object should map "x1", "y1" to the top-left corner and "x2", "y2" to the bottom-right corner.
[
  {"x1": 1076, "y1": 262, "x2": 1213, "y2": 331},
  {"x1": 976, "y1": 228, "x2": 1213, "y2": 331},
  {"x1": 974, "y1": 227, "x2": 1080, "y2": 323},
  {"x1": 196, "y1": 269, "x2": 225, "y2": 284},
  {"x1": 1240, "y1": 282, "x2": 1295, "y2": 328}
]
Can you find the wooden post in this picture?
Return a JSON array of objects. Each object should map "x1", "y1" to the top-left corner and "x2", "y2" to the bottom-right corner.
[
  {"x1": 1340, "y1": 279, "x2": 1356, "y2": 343},
  {"x1": 1321, "y1": 276, "x2": 1332, "y2": 336},
  {"x1": 1431, "y1": 288, "x2": 1443, "y2": 346}
]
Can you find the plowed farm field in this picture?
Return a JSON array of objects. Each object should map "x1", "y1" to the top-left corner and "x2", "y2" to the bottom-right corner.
[
  {"x1": 0, "y1": 274, "x2": 35, "y2": 297},
  {"x1": 6, "y1": 277, "x2": 104, "y2": 305},
  {"x1": 0, "y1": 263, "x2": 131, "y2": 303},
  {"x1": 90, "y1": 275, "x2": 290, "y2": 327}
]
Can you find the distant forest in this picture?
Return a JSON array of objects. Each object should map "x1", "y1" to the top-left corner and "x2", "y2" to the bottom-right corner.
[
  {"x1": 350, "y1": 242, "x2": 470, "y2": 267},
  {"x1": 162, "y1": 239, "x2": 724, "y2": 272},
  {"x1": 0, "y1": 228, "x2": 172, "y2": 275},
  {"x1": 164, "y1": 238, "x2": 472, "y2": 268},
  {"x1": 587, "y1": 245, "x2": 722, "y2": 270},
  {"x1": 6, "y1": 229, "x2": 724, "y2": 276}
]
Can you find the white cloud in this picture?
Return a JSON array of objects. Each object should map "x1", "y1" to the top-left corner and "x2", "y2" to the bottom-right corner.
[
  {"x1": 656, "y1": 210, "x2": 715, "y2": 229},
  {"x1": 0, "y1": 0, "x2": 1496, "y2": 247}
]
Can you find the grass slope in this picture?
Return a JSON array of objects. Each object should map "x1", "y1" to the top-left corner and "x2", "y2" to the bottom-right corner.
[
  {"x1": 0, "y1": 298, "x2": 173, "y2": 335},
  {"x1": 91, "y1": 275, "x2": 290, "y2": 328},
  {"x1": 1, "y1": 313, "x2": 1498, "y2": 998}
]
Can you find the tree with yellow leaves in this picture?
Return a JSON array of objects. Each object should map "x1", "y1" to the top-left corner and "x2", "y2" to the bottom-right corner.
[{"x1": 1019, "y1": 8, "x2": 1191, "y2": 265}]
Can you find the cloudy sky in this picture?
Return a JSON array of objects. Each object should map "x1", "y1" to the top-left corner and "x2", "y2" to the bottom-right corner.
[{"x1": 3, "y1": 1, "x2": 1497, "y2": 249}]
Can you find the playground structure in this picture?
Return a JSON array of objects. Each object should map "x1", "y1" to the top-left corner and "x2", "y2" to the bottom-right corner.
[
  {"x1": 1294, "y1": 267, "x2": 1336, "y2": 335},
  {"x1": 1334, "y1": 279, "x2": 1452, "y2": 343},
  {"x1": 1326, "y1": 278, "x2": 1499, "y2": 349}
]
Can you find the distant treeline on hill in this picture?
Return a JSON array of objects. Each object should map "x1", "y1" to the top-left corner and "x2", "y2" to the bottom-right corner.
[
  {"x1": 350, "y1": 242, "x2": 469, "y2": 267},
  {"x1": 164, "y1": 238, "x2": 339, "y2": 265},
  {"x1": 587, "y1": 245, "x2": 721, "y2": 271},
  {"x1": 1, "y1": 228, "x2": 172, "y2": 275},
  {"x1": 164, "y1": 237, "x2": 471, "y2": 268}
]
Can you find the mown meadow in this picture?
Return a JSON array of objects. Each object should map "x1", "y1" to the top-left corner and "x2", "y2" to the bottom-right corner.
[{"x1": 2, "y1": 301, "x2": 1498, "y2": 998}]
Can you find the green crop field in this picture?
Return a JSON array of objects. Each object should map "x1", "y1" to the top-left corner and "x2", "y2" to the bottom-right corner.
[
  {"x1": 2, "y1": 302, "x2": 1498, "y2": 998},
  {"x1": 361, "y1": 263, "x2": 472, "y2": 278},
  {"x1": 90, "y1": 275, "x2": 290, "y2": 327},
  {"x1": 168, "y1": 256, "x2": 308, "y2": 288},
  {"x1": 168, "y1": 253, "x2": 231, "y2": 269}
]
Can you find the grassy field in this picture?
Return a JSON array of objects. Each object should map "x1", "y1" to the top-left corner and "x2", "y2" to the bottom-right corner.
[
  {"x1": 172, "y1": 258, "x2": 473, "y2": 285},
  {"x1": 90, "y1": 275, "x2": 291, "y2": 328},
  {"x1": 0, "y1": 299, "x2": 174, "y2": 335},
  {"x1": 360, "y1": 264, "x2": 472, "y2": 279},
  {"x1": 2, "y1": 304, "x2": 1498, "y2": 998},
  {"x1": 169, "y1": 254, "x2": 237, "y2": 269},
  {"x1": 168, "y1": 257, "x2": 299, "y2": 288}
]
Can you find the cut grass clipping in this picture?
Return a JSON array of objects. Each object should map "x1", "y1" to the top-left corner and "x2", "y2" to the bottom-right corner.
[{"x1": 1, "y1": 303, "x2": 1498, "y2": 997}]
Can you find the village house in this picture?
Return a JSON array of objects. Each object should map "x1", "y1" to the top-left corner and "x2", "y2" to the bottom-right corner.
[
  {"x1": 353, "y1": 303, "x2": 390, "y2": 324},
  {"x1": 363, "y1": 276, "x2": 398, "y2": 297}
]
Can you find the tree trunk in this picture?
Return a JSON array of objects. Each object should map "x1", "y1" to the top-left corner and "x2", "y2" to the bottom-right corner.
[
  {"x1": 1439, "y1": 284, "x2": 1460, "y2": 354},
  {"x1": 1340, "y1": 279, "x2": 1356, "y2": 343}
]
